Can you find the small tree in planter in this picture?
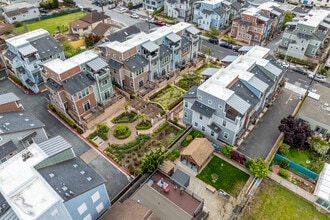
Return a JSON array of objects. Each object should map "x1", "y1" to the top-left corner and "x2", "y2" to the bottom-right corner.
[
  {"x1": 246, "y1": 158, "x2": 268, "y2": 178},
  {"x1": 221, "y1": 145, "x2": 233, "y2": 158}
]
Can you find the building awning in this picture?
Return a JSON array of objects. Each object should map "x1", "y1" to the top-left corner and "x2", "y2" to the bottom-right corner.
[
  {"x1": 221, "y1": 55, "x2": 238, "y2": 63},
  {"x1": 166, "y1": 33, "x2": 181, "y2": 43},
  {"x1": 18, "y1": 44, "x2": 37, "y2": 56},
  {"x1": 86, "y1": 57, "x2": 108, "y2": 71},
  {"x1": 142, "y1": 41, "x2": 159, "y2": 52},
  {"x1": 18, "y1": 131, "x2": 37, "y2": 142},
  {"x1": 227, "y1": 94, "x2": 250, "y2": 115},
  {"x1": 186, "y1": 26, "x2": 200, "y2": 35}
]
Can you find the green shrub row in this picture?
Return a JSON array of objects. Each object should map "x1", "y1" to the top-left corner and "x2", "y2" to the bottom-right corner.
[
  {"x1": 167, "y1": 149, "x2": 180, "y2": 161},
  {"x1": 111, "y1": 112, "x2": 138, "y2": 123},
  {"x1": 153, "y1": 121, "x2": 169, "y2": 134},
  {"x1": 111, "y1": 134, "x2": 150, "y2": 150},
  {"x1": 57, "y1": 112, "x2": 76, "y2": 128},
  {"x1": 113, "y1": 125, "x2": 131, "y2": 139},
  {"x1": 136, "y1": 121, "x2": 152, "y2": 130},
  {"x1": 181, "y1": 130, "x2": 204, "y2": 146},
  {"x1": 106, "y1": 151, "x2": 122, "y2": 166}
]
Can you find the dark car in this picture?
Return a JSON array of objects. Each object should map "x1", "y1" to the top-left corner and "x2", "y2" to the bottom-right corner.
[
  {"x1": 293, "y1": 66, "x2": 308, "y2": 75},
  {"x1": 208, "y1": 38, "x2": 219, "y2": 44},
  {"x1": 154, "y1": 20, "x2": 166, "y2": 26},
  {"x1": 232, "y1": 46, "x2": 241, "y2": 52},
  {"x1": 219, "y1": 42, "x2": 232, "y2": 49}
]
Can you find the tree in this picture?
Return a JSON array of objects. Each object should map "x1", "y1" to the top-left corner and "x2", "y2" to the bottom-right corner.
[
  {"x1": 278, "y1": 115, "x2": 312, "y2": 148},
  {"x1": 127, "y1": 2, "x2": 133, "y2": 8},
  {"x1": 84, "y1": 34, "x2": 101, "y2": 48},
  {"x1": 278, "y1": 143, "x2": 290, "y2": 156},
  {"x1": 317, "y1": 63, "x2": 328, "y2": 76},
  {"x1": 282, "y1": 12, "x2": 293, "y2": 29},
  {"x1": 40, "y1": 0, "x2": 58, "y2": 9},
  {"x1": 140, "y1": 148, "x2": 167, "y2": 174},
  {"x1": 221, "y1": 145, "x2": 233, "y2": 158},
  {"x1": 61, "y1": 41, "x2": 82, "y2": 58},
  {"x1": 308, "y1": 135, "x2": 329, "y2": 156},
  {"x1": 246, "y1": 158, "x2": 268, "y2": 178}
]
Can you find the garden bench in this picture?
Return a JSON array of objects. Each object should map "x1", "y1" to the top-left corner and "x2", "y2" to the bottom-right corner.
[{"x1": 206, "y1": 184, "x2": 216, "y2": 193}]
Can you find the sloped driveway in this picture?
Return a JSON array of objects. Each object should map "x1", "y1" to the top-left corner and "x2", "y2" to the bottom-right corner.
[{"x1": 238, "y1": 89, "x2": 301, "y2": 160}]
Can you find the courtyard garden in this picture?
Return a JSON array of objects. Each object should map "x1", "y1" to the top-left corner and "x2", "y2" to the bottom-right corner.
[
  {"x1": 104, "y1": 121, "x2": 185, "y2": 175},
  {"x1": 242, "y1": 179, "x2": 330, "y2": 220},
  {"x1": 197, "y1": 156, "x2": 250, "y2": 197},
  {"x1": 150, "y1": 85, "x2": 185, "y2": 110}
]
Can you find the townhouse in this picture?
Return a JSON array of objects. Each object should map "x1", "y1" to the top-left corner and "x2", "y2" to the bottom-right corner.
[
  {"x1": 230, "y1": 2, "x2": 284, "y2": 46},
  {"x1": 192, "y1": 0, "x2": 241, "y2": 31},
  {"x1": 4, "y1": 29, "x2": 65, "y2": 93},
  {"x1": 279, "y1": 9, "x2": 330, "y2": 60},
  {"x1": 183, "y1": 46, "x2": 284, "y2": 146},
  {"x1": 0, "y1": 136, "x2": 110, "y2": 220},
  {"x1": 2, "y1": 2, "x2": 40, "y2": 24},
  {"x1": 98, "y1": 22, "x2": 200, "y2": 93},
  {"x1": 143, "y1": 0, "x2": 163, "y2": 11},
  {"x1": 164, "y1": 0, "x2": 194, "y2": 22},
  {"x1": 41, "y1": 50, "x2": 114, "y2": 123}
]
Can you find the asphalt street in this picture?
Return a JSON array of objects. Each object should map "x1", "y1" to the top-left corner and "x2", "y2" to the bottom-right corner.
[
  {"x1": 0, "y1": 79, "x2": 130, "y2": 201},
  {"x1": 201, "y1": 39, "x2": 239, "y2": 60}
]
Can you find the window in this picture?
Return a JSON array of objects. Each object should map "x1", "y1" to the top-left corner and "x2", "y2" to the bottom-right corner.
[
  {"x1": 102, "y1": 79, "x2": 108, "y2": 86},
  {"x1": 254, "y1": 35, "x2": 258, "y2": 40},
  {"x1": 211, "y1": 131, "x2": 214, "y2": 136},
  {"x1": 199, "y1": 114, "x2": 203, "y2": 120},
  {"x1": 73, "y1": 104, "x2": 76, "y2": 112},
  {"x1": 223, "y1": 132, "x2": 229, "y2": 139},
  {"x1": 218, "y1": 104, "x2": 222, "y2": 109},
  {"x1": 184, "y1": 101, "x2": 188, "y2": 107},
  {"x1": 136, "y1": 68, "x2": 144, "y2": 76},
  {"x1": 77, "y1": 203, "x2": 87, "y2": 215},
  {"x1": 130, "y1": 81, "x2": 134, "y2": 88},
  {"x1": 198, "y1": 95, "x2": 202, "y2": 100},
  {"x1": 223, "y1": 120, "x2": 226, "y2": 126},
  {"x1": 184, "y1": 111, "x2": 188, "y2": 117},
  {"x1": 202, "y1": 126, "x2": 205, "y2": 131},
  {"x1": 91, "y1": 191, "x2": 100, "y2": 203},
  {"x1": 104, "y1": 90, "x2": 111, "y2": 99},
  {"x1": 194, "y1": 122, "x2": 198, "y2": 127},
  {"x1": 208, "y1": 100, "x2": 212, "y2": 105},
  {"x1": 83, "y1": 101, "x2": 91, "y2": 112},
  {"x1": 182, "y1": 47, "x2": 188, "y2": 54},
  {"x1": 27, "y1": 139, "x2": 34, "y2": 145},
  {"x1": 78, "y1": 88, "x2": 89, "y2": 99},
  {"x1": 96, "y1": 202, "x2": 104, "y2": 213},
  {"x1": 161, "y1": 56, "x2": 170, "y2": 65}
]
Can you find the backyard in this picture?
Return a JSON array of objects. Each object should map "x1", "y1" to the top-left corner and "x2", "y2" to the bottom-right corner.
[
  {"x1": 150, "y1": 85, "x2": 185, "y2": 111},
  {"x1": 285, "y1": 149, "x2": 325, "y2": 174},
  {"x1": 197, "y1": 156, "x2": 249, "y2": 197},
  {"x1": 14, "y1": 11, "x2": 87, "y2": 34},
  {"x1": 242, "y1": 179, "x2": 330, "y2": 220}
]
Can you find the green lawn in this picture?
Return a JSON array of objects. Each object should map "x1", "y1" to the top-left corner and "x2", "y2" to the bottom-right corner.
[
  {"x1": 197, "y1": 156, "x2": 249, "y2": 197},
  {"x1": 285, "y1": 149, "x2": 324, "y2": 173},
  {"x1": 14, "y1": 11, "x2": 87, "y2": 35},
  {"x1": 243, "y1": 179, "x2": 330, "y2": 220}
]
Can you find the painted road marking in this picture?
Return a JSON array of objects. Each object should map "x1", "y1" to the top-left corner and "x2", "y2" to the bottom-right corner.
[{"x1": 286, "y1": 94, "x2": 293, "y2": 104}]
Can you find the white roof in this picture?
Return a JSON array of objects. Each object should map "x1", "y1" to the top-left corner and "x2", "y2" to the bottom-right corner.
[
  {"x1": 299, "y1": 10, "x2": 330, "y2": 27},
  {"x1": 43, "y1": 58, "x2": 78, "y2": 75},
  {"x1": 0, "y1": 144, "x2": 60, "y2": 220},
  {"x1": 245, "y1": 46, "x2": 270, "y2": 59},
  {"x1": 258, "y1": 1, "x2": 280, "y2": 11},
  {"x1": 3, "y1": 2, "x2": 36, "y2": 11},
  {"x1": 314, "y1": 163, "x2": 330, "y2": 202},
  {"x1": 197, "y1": 0, "x2": 224, "y2": 6},
  {"x1": 6, "y1": 29, "x2": 48, "y2": 48},
  {"x1": 243, "y1": 7, "x2": 260, "y2": 16},
  {"x1": 68, "y1": 50, "x2": 99, "y2": 65}
]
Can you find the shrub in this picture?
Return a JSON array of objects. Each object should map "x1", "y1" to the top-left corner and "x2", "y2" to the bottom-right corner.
[
  {"x1": 247, "y1": 158, "x2": 269, "y2": 178},
  {"x1": 153, "y1": 121, "x2": 169, "y2": 134},
  {"x1": 49, "y1": 104, "x2": 55, "y2": 111},
  {"x1": 279, "y1": 143, "x2": 290, "y2": 156},
  {"x1": 185, "y1": 135, "x2": 193, "y2": 142},
  {"x1": 221, "y1": 145, "x2": 233, "y2": 158},
  {"x1": 113, "y1": 125, "x2": 131, "y2": 139},
  {"x1": 279, "y1": 160, "x2": 290, "y2": 169},
  {"x1": 136, "y1": 120, "x2": 152, "y2": 130},
  {"x1": 172, "y1": 149, "x2": 180, "y2": 157},
  {"x1": 76, "y1": 127, "x2": 84, "y2": 134},
  {"x1": 231, "y1": 151, "x2": 246, "y2": 164},
  {"x1": 57, "y1": 112, "x2": 76, "y2": 128},
  {"x1": 278, "y1": 168, "x2": 289, "y2": 179}
]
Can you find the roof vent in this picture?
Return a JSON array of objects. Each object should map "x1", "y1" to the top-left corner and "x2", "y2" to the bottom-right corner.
[
  {"x1": 69, "y1": 191, "x2": 74, "y2": 195},
  {"x1": 62, "y1": 186, "x2": 68, "y2": 191},
  {"x1": 25, "y1": 118, "x2": 29, "y2": 121},
  {"x1": 30, "y1": 124, "x2": 35, "y2": 126},
  {"x1": 49, "y1": 173, "x2": 55, "y2": 178},
  {"x1": 0, "y1": 116, "x2": 2, "y2": 119},
  {"x1": 86, "y1": 177, "x2": 92, "y2": 181},
  {"x1": 73, "y1": 164, "x2": 78, "y2": 168},
  {"x1": 65, "y1": 193, "x2": 70, "y2": 197},
  {"x1": 19, "y1": 113, "x2": 23, "y2": 116},
  {"x1": 80, "y1": 170, "x2": 85, "y2": 175}
]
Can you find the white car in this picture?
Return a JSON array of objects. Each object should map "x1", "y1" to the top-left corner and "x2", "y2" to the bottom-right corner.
[
  {"x1": 119, "y1": 7, "x2": 128, "y2": 13},
  {"x1": 130, "y1": 13, "x2": 139, "y2": 19},
  {"x1": 146, "y1": 17, "x2": 155, "y2": 23},
  {"x1": 308, "y1": 73, "x2": 326, "y2": 82}
]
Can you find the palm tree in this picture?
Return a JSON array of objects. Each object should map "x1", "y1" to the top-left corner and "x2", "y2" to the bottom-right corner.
[
  {"x1": 122, "y1": 103, "x2": 130, "y2": 116},
  {"x1": 138, "y1": 113, "x2": 149, "y2": 124}
]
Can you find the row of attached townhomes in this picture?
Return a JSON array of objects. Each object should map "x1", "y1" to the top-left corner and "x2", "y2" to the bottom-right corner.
[
  {"x1": 183, "y1": 46, "x2": 284, "y2": 146},
  {"x1": 4, "y1": 29, "x2": 65, "y2": 93},
  {"x1": 41, "y1": 50, "x2": 114, "y2": 123},
  {"x1": 98, "y1": 22, "x2": 200, "y2": 93},
  {"x1": 164, "y1": 0, "x2": 195, "y2": 22},
  {"x1": 0, "y1": 135, "x2": 110, "y2": 220},
  {"x1": 279, "y1": 9, "x2": 330, "y2": 60},
  {"x1": 192, "y1": 0, "x2": 242, "y2": 31},
  {"x1": 230, "y1": 2, "x2": 284, "y2": 46}
]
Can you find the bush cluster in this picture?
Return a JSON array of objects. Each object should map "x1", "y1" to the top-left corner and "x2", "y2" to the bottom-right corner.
[
  {"x1": 88, "y1": 123, "x2": 109, "y2": 141},
  {"x1": 278, "y1": 168, "x2": 289, "y2": 179},
  {"x1": 113, "y1": 125, "x2": 131, "y2": 139},
  {"x1": 57, "y1": 112, "x2": 76, "y2": 128},
  {"x1": 111, "y1": 112, "x2": 137, "y2": 123},
  {"x1": 221, "y1": 145, "x2": 233, "y2": 158},
  {"x1": 181, "y1": 130, "x2": 204, "y2": 146},
  {"x1": 136, "y1": 120, "x2": 152, "y2": 130},
  {"x1": 153, "y1": 121, "x2": 169, "y2": 134},
  {"x1": 167, "y1": 149, "x2": 180, "y2": 161}
]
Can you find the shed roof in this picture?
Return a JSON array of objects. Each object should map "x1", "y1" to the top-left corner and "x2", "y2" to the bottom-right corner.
[
  {"x1": 166, "y1": 32, "x2": 181, "y2": 43},
  {"x1": 171, "y1": 169, "x2": 190, "y2": 187},
  {"x1": 180, "y1": 138, "x2": 214, "y2": 167},
  {"x1": 226, "y1": 94, "x2": 250, "y2": 115},
  {"x1": 38, "y1": 135, "x2": 72, "y2": 157},
  {"x1": 0, "y1": 92, "x2": 20, "y2": 105},
  {"x1": 86, "y1": 57, "x2": 108, "y2": 71}
]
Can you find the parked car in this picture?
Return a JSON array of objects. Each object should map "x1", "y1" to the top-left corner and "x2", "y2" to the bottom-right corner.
[
  {"x1": 308, "y1": 74, "x2": 326, "y2": 82},
  {"x1": 130, "y1": 13, "x2": 139, "y2": 19},
  {"x1": 108, "y1": 4, "x2": 116, "y2": 9},
  {"x1": 154, "y1": 20, "x2": 166, "y2": 26},
  {"x1": 219, "y1": 42, "x2": 232, "y2": 49},
  {"x1": 83, "y1": 7, "x2": 95, "y2": 12},
  {"x1": 119, "y1": 7, "x2": 128, "y2": 13},
  {"x1": 232, "y1": 45, "x2": 241, "y2": 52},
  {"x1": 146, "y1": 18, "x2": 155, "y2": 23},
  {"x1": 208, "y1": 38, "x2": 219, "y2": 44},
  {"x1": 293, "y1": 66, "x2": 308, "y2": 75},
  {"x1": 39, "y1": 8, "x2": 49, "y2": 14}
]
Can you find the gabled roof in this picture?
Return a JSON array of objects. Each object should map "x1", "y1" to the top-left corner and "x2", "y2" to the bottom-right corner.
[
  {"x1": 107, "y1": 25, "x2": 141, "y2": 42},
  {"x1": 38, "y1": 135, "x2": 72, "y2": 157},
  {"x1": 250, "y1": 65, "x2": 274, "y2": 86},
  {"x1": 180, "y1": 138, "x2": 214, "y2": 167},
  {"x1": 159, "y1": 44, "x2": 172, "y2": 59},
  {"x1": 0, "y1": 110, "x2": 45, "y2": 134},
  {"x1": 191, "y1": 100, "x2": 216, "y2": 117},
  {"x1": 29, "y1": 35, "x2": 63, "y2": 59},
  {"x1": 0, "y1": 92, "x2": 20, "y2": 105},
  {"x1": 183, "y1": 86, "x2": 198, "y2": 98},
  {"x1": 80, "y1": 11, "x2": 110, "y2": 24},
  {"x1": 70, "y1": 19, "x2": 90, "y2": 29},
  {"x1": 214, "y1": 7, "x2": 226, "y2": 16},
  {"x1": 0, "y1": 139, "x2": 17, "y2": 159},
  {"x1": 38, "y1": 157, "x2": 104, "y2": 201},
  {"x1": 92, "y1": 23, "x2": 112, "y2": 37},
  {"x1": 123, "y1": 54, "x2": 148, "y2": 72},
  {"x1": 226, "y1": 93, "x2": 250, "y2": 115},
  {"x1": 62, "y1": 72, "x2": 94, "y2": 95},
  {"x1": 5, "y1": 8, "x2": 28, "y2": 18},
  {"x1": 230, "y1": 80, "x2": 259, "y2": 108}
]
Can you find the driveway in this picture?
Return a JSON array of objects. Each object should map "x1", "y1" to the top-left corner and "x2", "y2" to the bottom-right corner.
[
  {"x1": 238, "y1": 89, "x2": 301, "y2": 159},
  {"x1": 0, "y1": 79, "x2": 130, "y2": 200}
]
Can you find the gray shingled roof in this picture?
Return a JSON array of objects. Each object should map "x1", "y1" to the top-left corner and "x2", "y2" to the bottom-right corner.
[
  {"x1": 0, "y1": 110, "x2": 45, "y2": 134},
  {"x1": 5, "y1": 7, "x2": 28, "y2": 17},
  {"x1": 202, "y1": 9, "x2": 213, "y2": 15},
  {"x1": 37, "y1": 157, "x2": 104, "y2": 201},
  {"x1": 314, "y1": 30, "x2": 326, "y2": 41},
  {"x1": 62, "y1": 72, "x2": 94, "y2": 95},
  {"x1": 159, "y1": 44, "x2": 171, "y2": 60},
  {"x1": 123, "y1": 54, "x2": 148, "y2": 72},
  {"x1": 108, "y1": 59, "x2": 123, "y2": 69},
  {"x1": 292, "y1": 6, "x2": 311, "y2": 14},
  {"x1": 86, "y1": 57, "x2": 108, "y2": 71},
  {"x1": 214, "y1": 7, "x2": 226, "y2": 16},
  {"x1": 0, "y1": 139, "x2": 17, "y2": 160},
  {"x1": 250, "y1": 65, "x2": 274, "y2": 86},
  {"x1": 231, "y1": 2, "x2": 241, "y2": 10},
  {"x1": 226, "y1": 94, "x2": 250, "y2": 115},
  {"x1": 230, "y1": 80, "x2": 259, "y2": 109},
  {"x1": 191, "y1": 100, "x2": 216, "y2": 117},
  {"x1": 38, "y1": 136, "x2": 72, "y2": 157},
  {"x1": 29, "y1": 36, "x2": 63, "y2": 59},
  {"x1": 183, "y1": 86, "x2": 198, "y2": 98},
  {"x1": 297, "y1": 33, "x2": 313, "y2": 40},
  {"x1": 46, "y1": 78, "x2": 61, "y2": 92},
  {"x1": 107, "y1": 25, "x2": 140, "y2": 42},
  {"x1": 0, "y1": 92, "x2": 20, "y2": 105},
  {"x1": 4, "y1": 50, "x2": 16, "y2": 61}
]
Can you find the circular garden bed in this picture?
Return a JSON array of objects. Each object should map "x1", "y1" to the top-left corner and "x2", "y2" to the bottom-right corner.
[{"x1": 113, "y1": 125, "x2": 131, "y2": 139}]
